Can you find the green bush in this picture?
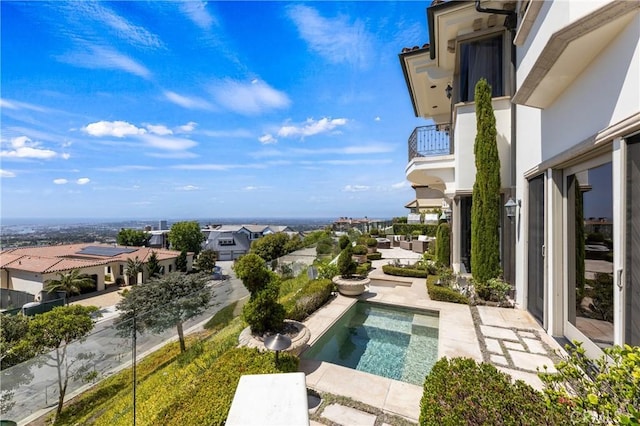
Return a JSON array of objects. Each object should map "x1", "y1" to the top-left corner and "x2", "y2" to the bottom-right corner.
[
  {"x1": 285, "y1": 279, "x2": 334, "y2": 322},
  {"x1": 352, "y1": 244, "x2": 368, "y2": 255},
  {"x1": 338, "y1": 235, "x2": 351, "y2": 250},
  {"x1": 475, "y1": 277, "x2": 511, "y2": 303},
  {"x1": 421, "y1": 357, "x2": 567, "y2": 425},
  {"x1": 242, "y1": 283, "x2": 285, "y2": 334},
  {"x1": 356, "y1": 262, "x2": 371, "y2": 276},
  {"x1": 435, "y1": 223, "x2": 450, "y2": 267},
  {"x1": 382, "y1": 264, "x2": 428, "y2": 278},
  {"x1": 365, "y1": 237, "x2": 378, "y2": 248},
  {"x1": 392, "y1": 223, "x2": 438, "y2": 237},
  {"x1": 366, "y1": 252, "x2": 382, "y2": 261},
  {"x1": 370, "y1": 228, "x2": 379, "y2": 236},
  {"x1": 540, "y1": 342, "x2": 640, "y2": 425},
  {"x1": 426, "y1": 277, "x2": 468, "y2": 304},
  {"x1": 337, "y1": 246, "x2": 357, "y2": 278}
]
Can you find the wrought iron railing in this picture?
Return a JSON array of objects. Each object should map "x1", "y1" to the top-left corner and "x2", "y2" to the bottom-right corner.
[{"x1": 408, "y1": 124, "x2": 452, "y2": 161}]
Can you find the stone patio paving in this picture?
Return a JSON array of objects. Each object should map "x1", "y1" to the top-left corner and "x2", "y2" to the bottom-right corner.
[{"x1": 299, "y1": 247, "x2": 566, "y2": 424}]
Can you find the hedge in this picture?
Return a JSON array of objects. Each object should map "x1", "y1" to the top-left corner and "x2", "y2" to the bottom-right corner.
[
  {"x1": 426, "y1": 276, "x2": 469, "y2": 304},
  {"x1": 392, "y1": 224, "x2": 438, "y2": 237},
  {"x1": 382, "y1": 264, "x2": 428, "y2": 278},
  {"x1": 420, "y1": 357, "x2": 567, "y2": 425},
  {"x1": 366, "y1": 252, "x2": 382, "y2": 261},
  {"x1": 284, "y1": 278, "x2": 334, "y2": 322}
]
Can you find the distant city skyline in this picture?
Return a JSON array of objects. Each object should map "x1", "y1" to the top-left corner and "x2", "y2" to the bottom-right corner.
[{"x1": 1, "y1": 1, "x2": 429, "y2": 219}]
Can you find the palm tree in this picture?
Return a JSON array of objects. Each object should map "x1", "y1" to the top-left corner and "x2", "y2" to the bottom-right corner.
[
  {"x1": 125, "y1": 256, "x2": 144, "y2": 285},
  {"x1": 44, "y1": 270, "x2": 95, "y2": 304}
]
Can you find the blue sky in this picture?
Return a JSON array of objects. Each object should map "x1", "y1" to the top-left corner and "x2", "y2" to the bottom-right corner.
[{"x1": 1, "y1": 1, "x2": 429, "y2": 221}]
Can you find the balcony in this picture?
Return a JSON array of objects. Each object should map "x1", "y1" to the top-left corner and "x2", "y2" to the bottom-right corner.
[{"x1": 408, "y1": 124, "x2": 451, "y2": 162}]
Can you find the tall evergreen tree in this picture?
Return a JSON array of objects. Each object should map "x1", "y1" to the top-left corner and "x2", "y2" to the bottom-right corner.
[
  {"x1": 471, "y1": 78, "x2": 502, "y2": 283},
  {"x1": 435, "y1": 222, "x2": 451, "y2": 267}
]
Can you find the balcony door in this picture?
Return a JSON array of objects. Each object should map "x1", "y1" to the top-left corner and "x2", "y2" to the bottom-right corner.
[{"x1": 527, "y1": 174, "x2": 545, "y2": 324}]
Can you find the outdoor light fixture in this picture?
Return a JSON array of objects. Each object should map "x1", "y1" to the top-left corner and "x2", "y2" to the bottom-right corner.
[
  {"x1": 264, "y1": 333, "x2": 291, "y2": 366},
  {"x1": 445, "y1": 84, "x2": 453, "y2": 99},
  {"x1": 439, "y1": 212, "x2": 448, "y2": 222},
  {"x1": 504, "y1": 197, "x2": 520, "y2": 220}
]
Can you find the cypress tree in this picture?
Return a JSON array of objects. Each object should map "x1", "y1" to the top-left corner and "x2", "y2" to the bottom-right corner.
[
  {"x1": 471, "y1": 78, "x2": 501, "y2": 283},
  {"x1": 435, "y1": 222, "x2": 451, "y2": 267}
]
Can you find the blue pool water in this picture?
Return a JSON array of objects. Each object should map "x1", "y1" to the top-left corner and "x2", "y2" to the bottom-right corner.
[{"x1": 302, "y1": 302, "x2": 439, "y2": 385}]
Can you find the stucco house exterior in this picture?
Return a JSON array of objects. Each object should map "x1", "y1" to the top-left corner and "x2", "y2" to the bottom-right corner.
[
  {"x1": 0, "y1": 243, "x2": 193, "y2": 300},
  {"x1": 400, "y1": 0, "x2": 639, "y2": 356}
]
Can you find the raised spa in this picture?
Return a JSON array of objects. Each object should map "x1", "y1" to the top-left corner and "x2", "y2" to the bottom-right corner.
[{"x1": 302, "y1": 301, "x2": 439, "y2": 385}]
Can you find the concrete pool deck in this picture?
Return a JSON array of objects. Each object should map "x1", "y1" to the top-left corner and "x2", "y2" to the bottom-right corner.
[{"x1": 299, "y1": 247, "x2": 565, "y2": 423}]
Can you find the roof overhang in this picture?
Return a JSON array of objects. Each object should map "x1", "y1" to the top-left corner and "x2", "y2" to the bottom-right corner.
[{"x1": 513, "y1": 2, "x2": 640, "y2": 108}]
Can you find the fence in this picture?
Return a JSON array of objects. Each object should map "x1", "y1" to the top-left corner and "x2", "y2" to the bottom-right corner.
[{"x1": 0, "y1": 289, "x2": 35, "y2": 310}]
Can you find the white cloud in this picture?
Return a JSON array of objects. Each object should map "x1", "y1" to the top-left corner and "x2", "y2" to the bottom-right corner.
[
  {"x1": 83, "y1": 120, "x2": 147, "y2": 138},
  {"x1": 179, "y1": 1, "x2": 215, "y2": 30},
  {"x1": 210, "y1": 79, "x2": 290, "y2": 115},
  {"x1": 343, "y1": 185, "x2": 370, "y2": 192},
  {"x1": 139, "y1": 134, "x2": 197, "y2": 151},
  {"x1": 53, "y1": 178, "x2": 68, "y2": 184},
  {"x1": 259, "y1": 134, "x2": 277, "y2": 145},
  {"x1": 164, "y1": 91, "x2": 212, "y2": 110},
  {"x1": 0, "y1": 136, "x2": 58, "y2": 159},
  {"x1": 287, "y1": 5, "x2": 373, "y2": 69},
  {"x1": 146, "y1": 124, "x2": 173, "y2": 135},
  {"x1": 76, "y1": 2, "x2": 163, "y2": 48},
  {"x1": 243, "y1": 186, "x2": 259, "y2": 191},
  {"x1": 178, "y1": 185, "x2": 200, "y2": 191},
  {"x1": 178, "y1": 121, "x2": 198, "y2": 132},
  {"x1": 277, "y1": 117, "x2": 348, "y2": 138},
  {"x1": 0, "y1": 169, "x2": 16, "y2": 178},
  {"x1": 61, "y1": 153, "x2": 71, "y2": 160},
  {"x1": 76, "y1": 178, "x2": 91, "y2": 185},
  {"x1": 374, "y1": 116, "x2": 381, "y2": 122},
  {"x1": 0, "y1": 98, "x2": 49, "y2": 113},
  {"x1": 58, "y1": 46, "x2": 151, "y2": 79}
]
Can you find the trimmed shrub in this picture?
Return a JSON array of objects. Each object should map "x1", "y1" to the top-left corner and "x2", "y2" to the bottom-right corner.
[
  {"x1": 241, "y1": 283, "x2": 285, "y2": 334},
  {"x1": 352, "y1": 244, "x2": 368, "y2": 255},
  {"x1": 382, "y1": 264, "x2": 428, "y2": 278},
  {"x1": 284, "y1": 279, "x2": 334, "y2": 322},
  {"x1": 338, "y1": 235, "x2": 351, "y2": 250},
  {"x1": 392, "y1": 223, "x2": 438, "y2": 237},
  {"x1": 366, "y1": 252, "x2": 382, "y2": 261},
  {"x1": 365, "y1": 237, "x2": 378, "y2": 248},
  {"x1": 355, "y1": 262, "x2": 371, "y2": 276},
  {"x1": 421, "y1": 357, "x2": 568, "y2": 425},
  {"x1": 337, "y1": 245, "x2": 357, "y2": 278},
  {"x1": 435, "y1": 222, "x2": 450, "y2": 267},
  {"x1": 427, "y1": 281, "x2": 469, "y2": 304}
]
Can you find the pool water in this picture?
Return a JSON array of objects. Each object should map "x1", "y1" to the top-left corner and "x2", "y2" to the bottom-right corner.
[{"x1": 302, "y1": 302, "x2": 439, "y2": 385}]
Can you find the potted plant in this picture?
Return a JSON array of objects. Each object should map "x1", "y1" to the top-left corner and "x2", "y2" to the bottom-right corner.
[
  {"x1": 352, "y1": 244, "x2": 368, "y2": 263},
  {"x1": 332, "y1": 245, "x2": 369, "y2": 296},
  {"x1": 365, "y1": 237, "x2": 378, "y2": 253},
  {"x1": 235, "y1": 254, "x2": 310, "y2": 354}
]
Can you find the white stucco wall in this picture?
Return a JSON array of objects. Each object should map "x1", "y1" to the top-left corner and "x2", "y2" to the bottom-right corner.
[
  {"x1": 6, "y1": 270, "x2": 45, "y2": 296},
  {"x1": 514, "y1": 105, "x2": 542, "y2": 307},
  {"x1": 539, "y1": 16, "x2": 639, "y2": 160},
  {"x1": 517, "y1": 1, "x2": 609, "y2": 87},
  {"x1": 453, "y1": 97, "x2": 513, "y2": 192}
]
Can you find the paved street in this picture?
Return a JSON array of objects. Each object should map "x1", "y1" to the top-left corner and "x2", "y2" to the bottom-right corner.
[{"x1": 3, "y1": 262, "x2": 249, "y2": 425}]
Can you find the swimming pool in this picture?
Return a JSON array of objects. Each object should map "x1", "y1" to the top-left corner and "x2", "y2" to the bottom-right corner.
[{"x1": 302, "y1": 301, "x2": 439, "y2": 385}]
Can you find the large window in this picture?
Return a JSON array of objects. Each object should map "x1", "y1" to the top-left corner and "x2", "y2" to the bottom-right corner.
[
  {"x1": 566, "y1": 160, "x2": 614, "y2": 348},
  {"x1": 458, "y1": 34, "x2": 504, "y2": 102}
]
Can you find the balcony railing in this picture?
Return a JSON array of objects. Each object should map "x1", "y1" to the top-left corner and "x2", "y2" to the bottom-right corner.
[{"x1": 408, "y1": 124, "x2": 452, "y2": 161}]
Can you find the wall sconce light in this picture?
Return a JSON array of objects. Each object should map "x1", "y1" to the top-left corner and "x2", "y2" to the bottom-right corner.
[
  {"x1": 504, "y1": 197, "x2": 520, "y2": 221},
  {"x1": 445, "y1": 84, "x2": 453, "y2": 99}
]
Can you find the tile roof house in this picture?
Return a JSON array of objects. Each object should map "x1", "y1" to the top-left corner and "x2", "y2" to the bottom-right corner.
[
  {"x1": 0, "y1": 243, "x2": 193, "y2": 299},
  {"x1": 399, "y1": 0, "x2": 640, "y2": 355}
]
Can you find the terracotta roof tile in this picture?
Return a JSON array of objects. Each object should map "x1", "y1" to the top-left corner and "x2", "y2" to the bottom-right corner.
[
  {"x1": 1, "y1": 244, "x2": 184, "y2": 273},
  {"x1": 400, "y1": 43, "x2": 430, "y2": 54}
]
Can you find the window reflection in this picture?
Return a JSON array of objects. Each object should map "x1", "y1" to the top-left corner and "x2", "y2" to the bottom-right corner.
[{"x1": 567, "y1": 161, "x2": 614, "y2": 348}]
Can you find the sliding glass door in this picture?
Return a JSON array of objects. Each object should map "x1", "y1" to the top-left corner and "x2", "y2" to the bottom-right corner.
[
  {"x1": 625, "y1": 135, "x2": 640, "y2": 345},
  {"x1": 527, "y1": 174, "x2": 545, "y2": 324}
]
